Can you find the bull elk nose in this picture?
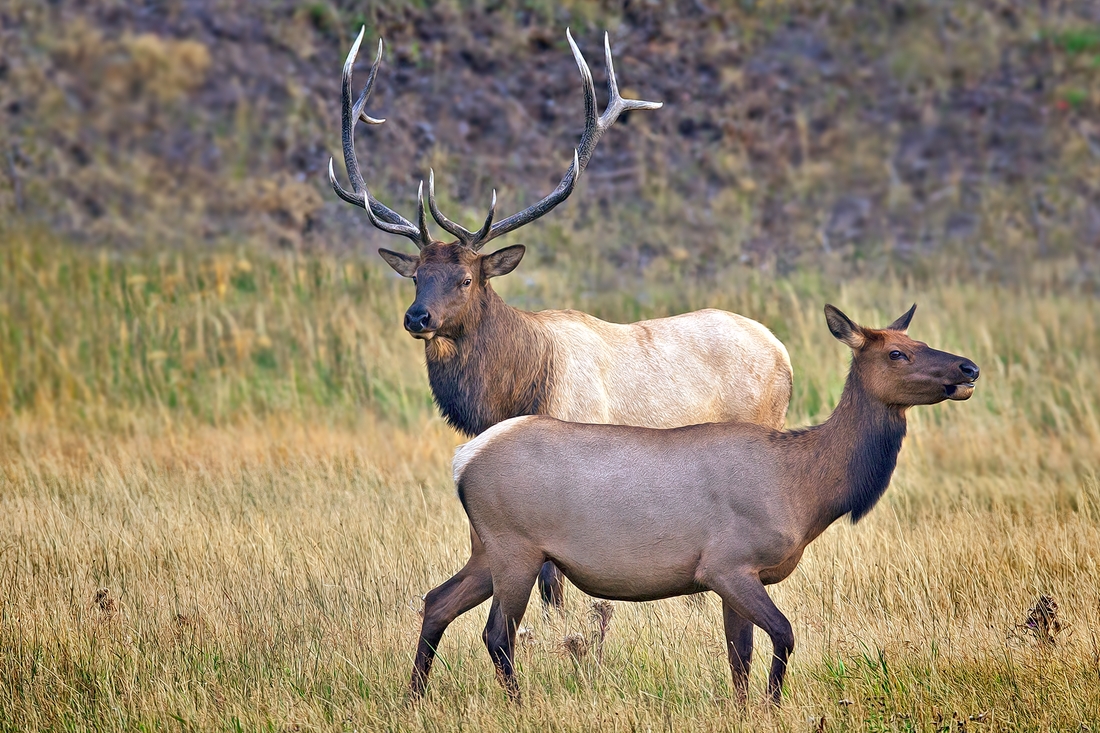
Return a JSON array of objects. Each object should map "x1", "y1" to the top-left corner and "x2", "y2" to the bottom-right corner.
[
  {"x1": 960, "y1": 361, "x2": 979, "y2": 381},
  {"x1": 405, "y1": 306, "x2": 432, "y2": 333}
]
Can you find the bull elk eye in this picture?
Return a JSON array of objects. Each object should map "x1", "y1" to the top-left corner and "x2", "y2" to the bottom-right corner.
[
  {"x1": 411, "y1": 276, "x2": 418, "y2": 285},
  {"x1": 889, "y1": 350, "x2": 908, "y2": 361},
  {"x1": 461, "y1": 277, "x2": 472, "y2": 288}
]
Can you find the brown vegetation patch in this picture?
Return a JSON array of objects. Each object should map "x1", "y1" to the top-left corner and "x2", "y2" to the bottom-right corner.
[{"x1": 2, "y1": 1, "x2": 1098, "y2": 283}]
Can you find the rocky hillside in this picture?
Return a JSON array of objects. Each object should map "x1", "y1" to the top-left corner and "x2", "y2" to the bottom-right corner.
[{"x1": 2, "y1": 0, "x2": 1098, "y2": 282}]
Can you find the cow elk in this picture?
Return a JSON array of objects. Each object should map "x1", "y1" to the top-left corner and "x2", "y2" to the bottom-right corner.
[
  {"x1": 410, "y1": 304, "x2": 979, "y2": 704},
  {"x1": 329, "y1": 29, "x2": 794, "y2": 607}
]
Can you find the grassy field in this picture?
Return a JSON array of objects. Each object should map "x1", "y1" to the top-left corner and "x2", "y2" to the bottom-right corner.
[{"x1": 2, "y1": 233, "x2": 1100, "y2": 731}]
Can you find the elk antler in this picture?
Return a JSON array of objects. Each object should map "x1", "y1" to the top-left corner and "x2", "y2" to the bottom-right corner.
[
  {"x1": 328, "y1": 28, "x2": 432, "y2": 249},
  {"x1": 331, "y1": 28, "x2": 662, "y2": 252},
  {"x1": 436, "y1": 29, "x2": 662, "y2": 251}
]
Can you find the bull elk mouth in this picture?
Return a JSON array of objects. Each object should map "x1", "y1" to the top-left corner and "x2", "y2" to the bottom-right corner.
[
  {"x1": 944, "y1": 381, "x2": 976, "y2": 400},
  {"x1": 410, "y1": 331, "x2": 436, "y2": 341}
]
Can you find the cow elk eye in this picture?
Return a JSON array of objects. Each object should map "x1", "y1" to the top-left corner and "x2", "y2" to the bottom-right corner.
[
  {"x1": 411, "y1": 276, "x2": 418, "y2": 285},
  {"x1": 889, "y1": 350, "x2": 907, "y2": 361},
  {"x1": 462, "y1": 277, "x2": 472, "y2": 287}
]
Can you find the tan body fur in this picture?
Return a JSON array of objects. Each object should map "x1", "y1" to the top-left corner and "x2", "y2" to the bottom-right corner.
[
  {"x1": 536, "y1": 308, "x2": 791, "y2": 429},
  {"x1": 412, "y1": 305, "x2": 980, "y2": 704},
  {"x1": 389, "y1": 245, "x2": 792, "y2": 439},
  {"x1": 455, "y1": 417, "x2": 807, "y2": 600}
]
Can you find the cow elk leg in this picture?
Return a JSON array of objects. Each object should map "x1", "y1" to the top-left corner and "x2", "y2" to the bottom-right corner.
[
  {"x1": 711, "y1": 572, "x2": 794, "y2": 705},
  {"x1": 483, "y1": 558, "x2": 542, "y2": 703},
  {"x1": 409, "y1": 529, "x2": 493, "y2": 699},
  {"x1": 722, "y1": 602, "x2": 755, "y2": 704}
]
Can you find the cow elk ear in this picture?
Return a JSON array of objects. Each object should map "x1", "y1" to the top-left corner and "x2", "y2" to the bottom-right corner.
[
  {"x1": 824, "y1": 304, "x2": 867, "y2": 350},
  {"x1": 886, "y1": 303, "x2": 917, "y2": 333},
  {"x1": 481, "y1": 244, "x2": 526, "y2": 280},
  {"x1": 378, "y1": 248, "x2": 420, "y2": 278}
]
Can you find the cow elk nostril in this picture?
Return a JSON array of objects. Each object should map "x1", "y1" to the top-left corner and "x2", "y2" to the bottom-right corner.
[{"x1": 960, "y1": 361, "x2": 979, "y2": 380}]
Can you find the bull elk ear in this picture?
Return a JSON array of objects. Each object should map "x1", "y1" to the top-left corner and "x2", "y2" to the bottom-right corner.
[
  {"x1": 886, "y1": 303, "x2": 917, "y2": 333},
  {"x1": 481, "y1": 244, "x2": 526, "y2": 279},
  {"x1": 824, "y1": 304, "x2": 867, "y2": 350},
  {"x1": 378, "y1": 248, "x2": 419, "y2": 278}
]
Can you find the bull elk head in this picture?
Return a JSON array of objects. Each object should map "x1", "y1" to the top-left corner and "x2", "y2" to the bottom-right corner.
[{"x1": 328, "y1": 28, "x2": 661, "y2": 340}]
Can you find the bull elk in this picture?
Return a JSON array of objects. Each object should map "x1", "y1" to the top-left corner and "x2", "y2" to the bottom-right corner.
[
  {"x1": 411, "y1": 304, "x2": 979, "y2": 704},
  {"x1": 329, "y1": 29, "x2": 793, "y2": 606}
]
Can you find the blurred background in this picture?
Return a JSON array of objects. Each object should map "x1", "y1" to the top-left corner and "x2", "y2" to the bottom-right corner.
[
  {"x1": 2, "y1": 0, "x2": 1098, "y2": 283},
  {"x1": 1, "y1": 0, "x2": 1099, "y2": 428}
]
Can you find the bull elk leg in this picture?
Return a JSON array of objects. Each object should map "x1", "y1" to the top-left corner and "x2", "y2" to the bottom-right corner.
[
  {"x1": 722, "y1": 603, "x2": 755, "y2": 704},
  {"x1": 408, "y1": 528, "x2": 493, "y2": 698},
  {"x1": 537, "y1": 561, "x2": 565, "y2": 612},
  {"x1": 709, "y1": 572, "x2": 794, "y2": 705}
]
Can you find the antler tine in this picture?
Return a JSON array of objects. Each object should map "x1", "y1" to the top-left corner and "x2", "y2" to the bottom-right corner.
[
  {"x1": 334, "y1": 27, "x2": 427, "y2": 246},
  {"x1": 427, "y1": 169, "x2": 472, "y2": 243},
  {"x1": 329, "y1": 157, "x2": 364, "y2": 208},
  {"x1": 569, "y1": 28, "x2": 599, "y2": 168},
  {"x1": 385, "y1": 30, "x2": 659, "y2": 252},
  {"x1": 602, "y1": 32, "x2": 663, "y2": 120},
  {"x1": 426, "y1": 169, "x2": 498, "y2": 249},
  {"x1": 415, "y1": 181, "x2": 433, "y2": 247},
  {"x1": 352, "y1": 38, "x2": 386, "y2": 126},
  {"x1": 332, "y1": 159, "x2": 428, "y2": 245},
  {"x1": 469, "y1": 190, "x2": 497, "y2": 251}
]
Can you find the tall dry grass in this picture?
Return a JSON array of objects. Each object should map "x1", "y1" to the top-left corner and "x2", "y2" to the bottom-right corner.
[{"x1": 1, "y1": 234, "x2": 1099, "y2": 730}]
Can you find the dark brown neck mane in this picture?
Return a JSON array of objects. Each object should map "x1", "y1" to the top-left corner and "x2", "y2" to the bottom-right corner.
[
  {"x1": 831, "y1": 369, "x2": 908, "y2": 523},
  {"x1": 782, "y1": 363, "x2": 908, "y2": 531},
  {"x1": 425, "y1": 287, "x2": 554, "y2": 436}
]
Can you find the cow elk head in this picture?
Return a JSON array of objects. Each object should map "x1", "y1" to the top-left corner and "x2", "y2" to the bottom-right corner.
[
  {"x1": 329, "y1": 28, "x2": 661, "y2": 341},
  {"x1": 825, "y1": 304, "x2": 980, "y2": 406}
]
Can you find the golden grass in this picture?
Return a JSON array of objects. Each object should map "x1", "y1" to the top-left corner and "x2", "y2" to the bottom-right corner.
[{"x1": 2, "y1": 239, "x2": 1100, "y2": 731}]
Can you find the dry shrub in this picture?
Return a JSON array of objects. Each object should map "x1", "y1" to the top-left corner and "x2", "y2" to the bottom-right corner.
[
  {"x1": 1019, "y1": 594, "x2": 1064, "y2": 645},
  {"x1": 93, "y1": 587, "x2": 117, "y2": 616},
  {"x1": 249, "y1": 173, "x2": 326, "y2": 250},
  {"x1": 120, "y1": 34, "x2": 211, "y2": 104},
  {"x1": 51, "y1": 22, "x2": 211, "y2": 112}
]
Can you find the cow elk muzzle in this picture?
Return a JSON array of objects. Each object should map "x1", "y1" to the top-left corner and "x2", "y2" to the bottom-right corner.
[{"x1": 946, "y1": 359, "x2": 979, "y2": 400}]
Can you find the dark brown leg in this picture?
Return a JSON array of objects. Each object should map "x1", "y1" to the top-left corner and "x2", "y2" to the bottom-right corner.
[
  {"x1": 710, "y1": 573, "x2": 794, "y2": 705},
  {"x1": 482, "y1": 599, "x2": 518, "y2": 701},
  {"x1": 537, "y1": 561, "x2": 565, "y2": 611},
  {"x1": 409, "y1": 527, "x2": 493, "y2": 699},
  {"x1": 483, "y1": 561, "x2": 541, "y2": 703},
  {"x1": 722, "y1": 601, "x2": 754, "y2": 704}
]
